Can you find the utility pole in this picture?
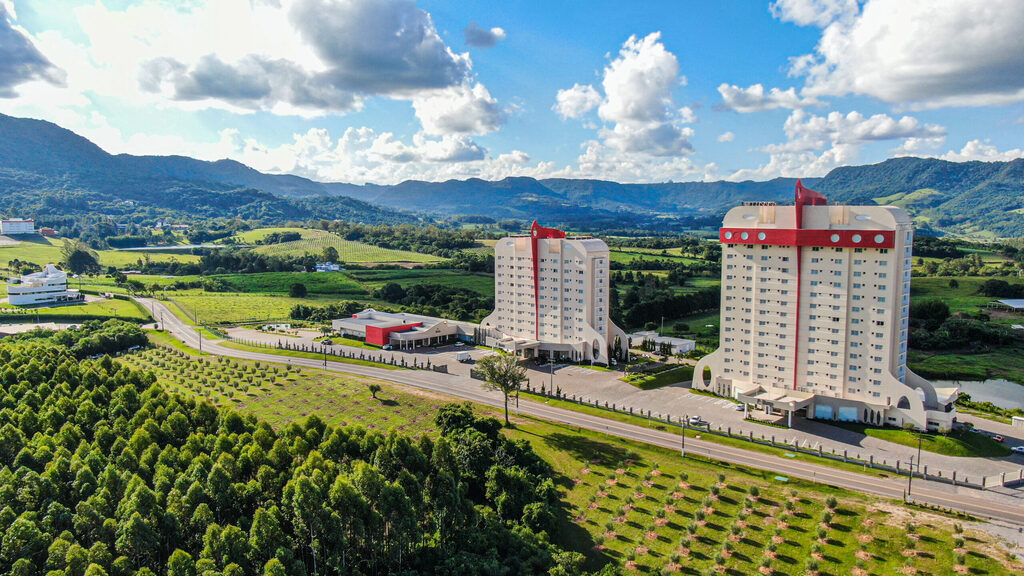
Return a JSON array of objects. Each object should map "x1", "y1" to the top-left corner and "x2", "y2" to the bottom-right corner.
[
  {"x1": 907, "y1": 433, "x2": 922, "y2": 500},
  {"x1": 681, "y1": 414, "x2": 687, "y2": 458},
  {"x1": 323, "y1": 344, "x2": 328, "y2": 370}
]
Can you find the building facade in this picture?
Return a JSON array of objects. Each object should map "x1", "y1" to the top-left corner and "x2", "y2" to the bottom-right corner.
[
  {"x1": 0, "y1": 219, "x2": 35, "y2": 235},
  {"x1": 332, "y1": 308, "x2": 475, "y2": 349},
  {"x1": 7, "y1": 264, "x2": 81, "y2": 306},
  {"x1": 694, "y1": 182, "x2": 957, "y2": 431},
  {"x1": 479, "y1": 221, "x2": 628, "y2": 364}
]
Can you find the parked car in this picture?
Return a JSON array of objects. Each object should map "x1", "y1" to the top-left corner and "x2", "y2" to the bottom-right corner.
[
  {"x1": 992, "y1": 435, "x2": 1005, "y2": 443},
  {"x1": 455, "y1": 341, "x2": 465, "y2": 347},
  {"x1": 1011, "y1": 446, "x2": 1024, "y2": 454},
  {"x1": 322, "y1": 339, "x2": 332, "y2": 346},
  {"x1": 382, "y1": 344, "x2": 393, "y2": 351},
  {"x1": 688, "y1": 415, "x2": 702, "y2": 425},
  {"x1": 734, "y1": 404, "x2": 745, "y2": 411}
]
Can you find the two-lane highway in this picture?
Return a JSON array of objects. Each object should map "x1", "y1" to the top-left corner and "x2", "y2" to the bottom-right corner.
[{"x1": 139, "y1": 298, "x2": 1024, "y2": 526}]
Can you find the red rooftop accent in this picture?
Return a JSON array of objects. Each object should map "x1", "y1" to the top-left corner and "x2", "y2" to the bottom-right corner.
[{"x1": 530, "y1": 221, "x2": 565, "y2": 340}]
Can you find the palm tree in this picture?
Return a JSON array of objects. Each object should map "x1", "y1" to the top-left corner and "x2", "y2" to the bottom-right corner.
[{"x1": 476, "y1": 354, "x2": 527, "y2": 427}]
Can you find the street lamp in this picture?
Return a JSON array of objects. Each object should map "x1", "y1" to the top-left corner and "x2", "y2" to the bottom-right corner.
[
  {"x1": 907, "y1": 432, "x2": 923, "y2": 500},
  {"x1": 681, "y1": 413, "x2": 687, "y2": 458}
]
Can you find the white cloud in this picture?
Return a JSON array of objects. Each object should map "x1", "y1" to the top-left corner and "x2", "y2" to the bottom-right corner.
[
  {"x1": 717, "y1": 83, "x2": 821, "y2": 113},
  {"x1": 730, "y1": 109, "x2": 947, "y2": 180},
  {"x1": 411, "y1": 83, "x2": 504, "y2": 136},
  {"x1": 717, "y1": 131, "x2": 735, "y2": 143},
  {"x1": 937, "y1": 140, "x2": 1024, "y2": 163},
  {"x1": 783, "y1": 0, "x2": 1024, "y2": 109},
  {"x1": 553, "y1": 83, "x2": 602, "y2": 120},
  {"x1": 769, "y1": 0, "x2": 859, "y2": 27},
  {"x1": 463, "y1": 22, "x2": 506, "y2": 48}
]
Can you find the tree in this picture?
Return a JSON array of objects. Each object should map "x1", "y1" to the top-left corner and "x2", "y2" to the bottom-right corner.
[
  {"x1": 368, "y1": 383, "x2": 382, "y2": 399},
  {"x1": 61, "y1": 240, "x2": 100, "y2": 274},
  {"x1": 289, "y1": 283, "x2": 307, "y2": 298},
  {"x1": 476, "y1": 354, "x2": 527, "y2": 427},
  {"x1": 321, "y1": 246, "x2": 339, "y2": 263}
]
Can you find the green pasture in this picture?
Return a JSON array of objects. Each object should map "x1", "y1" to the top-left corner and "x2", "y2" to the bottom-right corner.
[
  {"x1": 0, "y1": 297, "x2": 150, "y2": 322},
  {"x1": 0, "y1": 235, "x2": 200, "y2": 269},
  {"x1": 234, "y1": 227, "x2": 443, "y2": 263}
]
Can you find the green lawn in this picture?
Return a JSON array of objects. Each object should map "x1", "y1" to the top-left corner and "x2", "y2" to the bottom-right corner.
[
  {"x1": 166, "y1": 293, "x2": 349, "y2": 324},
  {"x1": 346, "y1": 269, "x2": 495, "y2": 296},
  {"x1": 610, "y1": 248, "x2": 705, "y2": 266},
  {"x1": 909, "y1": 276, "x2": 1024, "y2": 315},
  {"x1": 233, "y1": 227, "x2": 444, "y2": 263},
  {"x1": 211, "y1": 271, "x2": 368, "y2": 296},
  {"x1": 506, "y1": 416, "x2": 1018, "y2": 575},
  {"x1": 826, "y1": 422, "x2": 1010, "y2": 458},
  {"x1": 0, "y1": 297, "x2": 150, "y2": 322},
  {"x1": 623, "y1": 364, "x2": 700, "y2": 390}
]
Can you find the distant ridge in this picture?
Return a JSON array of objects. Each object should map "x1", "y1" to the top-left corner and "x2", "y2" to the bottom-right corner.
[{"x1": 1, "y1": 113, "x2": 1021, "y2": 236}]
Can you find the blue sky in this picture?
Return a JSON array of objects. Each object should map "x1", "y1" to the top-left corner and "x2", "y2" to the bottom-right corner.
[{"x1": 1, "y1": 0, "x2": 1022, "y2": 184}]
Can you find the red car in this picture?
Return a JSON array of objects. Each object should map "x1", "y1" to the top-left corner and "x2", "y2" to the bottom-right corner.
[{"x1": 992, "y1": 435, "x2": 1005, "y2": 443}]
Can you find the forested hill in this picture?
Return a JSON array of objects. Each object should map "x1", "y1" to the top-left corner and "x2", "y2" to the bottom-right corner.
[
  {"x1": 815, "y1": 157, "x2": 1024, "y2": 238},
  {"x1": 0, "y1": 114, "x2": 414, "y2": 226}
]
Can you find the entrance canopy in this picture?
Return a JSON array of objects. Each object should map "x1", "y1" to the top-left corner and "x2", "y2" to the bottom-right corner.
[{"x1": 737, "y1": 386, "x2": 814, "y2": 412}]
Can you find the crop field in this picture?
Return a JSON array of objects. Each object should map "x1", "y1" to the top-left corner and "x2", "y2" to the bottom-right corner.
[
  {"x1": 236, "y1": 227, "x2": 443, "y2": 263},
  {"x1": 120, "y1": 339, "x2": 444, "y2": 433},
  {"x1": 167, "y1": 293, "x2": 346, "y2": 323},
  {"x1": 346, "y1": 269, "x2": 495, "y2": 296},
  {"x1": 0, "y1": 297, "x2": 150, "y2": 321},
  {"x1": 211, "y1": 271, "x2": 368, "y2": 296},
  {"x1": 0, "y1": 236, "x2": 200, "y2": 269},
  {"x1": 512, "y1": 417, "x2": 1020, "y2": 575},
  {"x1": 611, "y1": 249, "x2": 705, "y2": 266}
]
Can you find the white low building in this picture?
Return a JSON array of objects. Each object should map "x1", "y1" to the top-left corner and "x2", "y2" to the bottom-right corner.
[
  {"x1": 629, "y1": 331, "x2": 696, "y2": 354},
  {"x1": 7, "y1": 264, "x2": 81, "y2": 306},
  {"x1": 0, "y1": 219, "x2": 35, "y2": 235}
]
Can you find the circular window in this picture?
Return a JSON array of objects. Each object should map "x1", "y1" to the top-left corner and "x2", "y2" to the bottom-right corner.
[
  {"x1": 757, "y1": 232, "x2": 766, "y2": 241},
  {"x1": 852, "y1": 234, "x2": 861, "y2": 243},
  {"x1": 741, "y1": 232, "x2": 749, "y2": 240},
  {"x1": 874, "y1": 234, "x2": 884, "y2": 243},
  {"x1": 724, "y1": 231, "x2": 733, "y2": 240},
  {"x1": 830, "y1": 234, "x2": 840, "y2": 243}
]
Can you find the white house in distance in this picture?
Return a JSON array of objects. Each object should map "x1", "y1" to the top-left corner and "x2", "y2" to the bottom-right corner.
[
  {"x1": 479, "y1": 221, "x2": 628, "y2": 364},
  {"x1": 315, "y1": 262, "x2": 344, "y2": 272},
  {"x1": 0, "y1": 218, "x2": 35, "y2": 235},
  {"x1": 629, "y1": 331, "x2": 696, "y2": 355},
  {"x1": 6, "y1": 264, "x2": 82, "y2": 306},
  {"x1": 694, "y1": 182, "x2": 958, "y2": 431}
]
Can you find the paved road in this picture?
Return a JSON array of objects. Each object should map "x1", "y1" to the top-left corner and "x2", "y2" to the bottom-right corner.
[{"x1": 141, "y1": 298, "x2": 1024, "y2": 526}]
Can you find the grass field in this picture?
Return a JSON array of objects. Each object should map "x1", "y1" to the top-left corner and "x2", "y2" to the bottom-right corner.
[
  {"x1": 235, "y1": 227, "x2": 443, "y2": 263},
  {"x1": 509, "y1": 416, "x2": 1020, "y2": 575},
  {"x1": 610, "y1": 248, "x2": 705, "y2": 266},
  {"x1": 826, "y1": 422, "x2": 1010, "y2": 458},
  {"x1": 0, "y1": 297, "x2": 150, "y2": 322},
  {"x1": 346, "y1": 269, "x2": 495, "y2": 296},
  {"x1": 167, "y1": 293, "x2": 353, "y2": 324},
  {"x1": 212, "y1": 271, "x2": 368, "y2": 296},
  {"x1": 909, "y1": 276, "x2": 1024, "y2": 316},
  {"x1": 623, "y1": 364, "x2": 699, "y2": 390},
  {"x1": 0, "y1": 235, "x2": 200, "y2": 269}
]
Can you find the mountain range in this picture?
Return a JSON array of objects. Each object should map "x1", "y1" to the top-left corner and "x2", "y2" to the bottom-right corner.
[{"x1": 1, "y1": 112, "x2": 1022, "y2": 237}]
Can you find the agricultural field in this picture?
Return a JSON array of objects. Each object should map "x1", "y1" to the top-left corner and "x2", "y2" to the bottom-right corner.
[
  {"x1": 514, "y1": 417, "x2": 1021, "y2": 575},
  {"x1": 910, "y1": 276, "x2": 1024, "y2": 318},
  {"x1": 120, "y1": 338, "x2": 444, "y2": 433},
  {"x1": 234, "y1": 227, "x2": 444, "y2": 263},
  {"x1": 0, "y1": 235, "x2": 200, "y2": 269},
  {"x1": 0, "y1": 297, "x2": 150, "y2": 322},
  {"x1": 211, "y1": 271, "x2": 367, "y2": 296},
  {"x1": 346, "y1": 268, "x2": 495, "y2": 296},
  {"x1": 610, "y1": 248, "x2": 706, "y2": 266},
  {"x1": 165, "y1": 292, "x2": 357, "y2": 324}
]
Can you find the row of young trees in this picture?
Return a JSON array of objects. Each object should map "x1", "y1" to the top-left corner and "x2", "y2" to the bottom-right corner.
[{"x1": 0, "y1": 326, "x2": 592, "y2": 576}]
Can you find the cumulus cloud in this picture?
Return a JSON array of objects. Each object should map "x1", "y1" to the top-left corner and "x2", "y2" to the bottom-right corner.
[
  {"x1": 139, "y1": 0, "x2": 475, "y2": 115},
  {"x1": 0, "y1": 4, "x2": 65, "y2": 97},
  {"x1": 730, "y1": 109, "x2": 947, "y2": 180},
  {"x1": 782, "y1": 0, "x2": 1024, "y2": 109},
  {"x1": 411, "y1": 82, "x2": 504, "y2": 135},
  {"x1": 769, "y1": 0, "x2": 859, "y2": 27},
  {"x1": 553, "y1": 83, "x2": 602, "y2": 119},
  {"x1": 717, "y1": 83, "x2": 821, "y2": 113},
  {"x1": 717, "y1": 131, "x2": 735, "y2": 143},
  {"x1": 463, "y1": 22, "x2": 506, "y2": 48},
  {"x1": 937, "y1": 140, "x2": 1024, "y2": 163}
]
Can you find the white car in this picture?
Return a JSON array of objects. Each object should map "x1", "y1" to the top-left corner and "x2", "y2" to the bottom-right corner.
[
  {"x1": 455, "y1": 342, "x2": 465, "y2": 347},
  {"x1": 688, "y1": 415, "x2": 702, "y2": 425},
  {"x1": 734, "y1": 404, "x2": 745, "y2": 411},
  {"x1": 1011, "y1": 446, "x2": 1024, "y2": 455}
]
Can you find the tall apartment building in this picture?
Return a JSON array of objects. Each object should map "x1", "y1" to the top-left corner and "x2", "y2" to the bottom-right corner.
[
  {"x1": 480, "y1": 221, "x2": 628, "y2": 364},
  {"x1": 694, "y1": 182, "x2": 957, "y2": 431}
]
